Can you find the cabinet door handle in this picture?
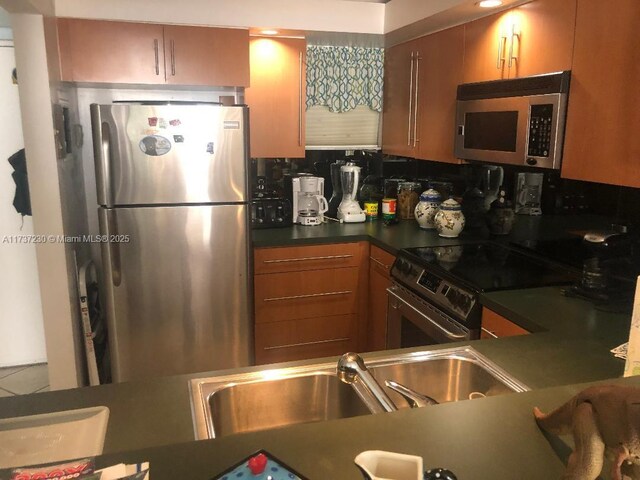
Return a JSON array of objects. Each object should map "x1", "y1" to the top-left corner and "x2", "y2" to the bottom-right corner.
[
  {"x1": 497, "y1": 35, "x2": 507, "y2": 70},
  {"x1": 298, "y1": 51, "x2": 303, "y2": 147},
  {"x1": 264, "y1": 337, "x2": 350, "y2": 351},
  {"x1": 413, "y1": 52, "x2": 420, "y2": 147},
  {"x1": 508, "y1": 25, "x2": 520, "y2": 68},
  {"x1": 263, "y1": 290, "x2": 352, "y2": 302},
  {"x1": 170, "y1": 39, "x2": 176, "y2": 76},
  {"x1": 407, "y1": 52, "x2": 415, "y2": 146},
  {"x1": 481, "y1": 327, "x2": 499, "y2": 339},
  {"x1": 153, "y1": 39, "x2": 160, "y2": 76},
  {"x1": 370, "y1": 256, "x2": 391, "y2": 270},
  {"x1": 263, "y1": 254, "x2": 353, "y2": 264}
]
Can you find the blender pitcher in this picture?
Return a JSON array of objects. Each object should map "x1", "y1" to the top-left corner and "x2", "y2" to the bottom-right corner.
[{"x1": 338, "y1": 164, "x2": 366, "y2": 223}]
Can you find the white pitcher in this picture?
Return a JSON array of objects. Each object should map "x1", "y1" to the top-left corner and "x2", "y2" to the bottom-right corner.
[{"x1": 354, "y1": 450, "x2": 423, "y2": 480}]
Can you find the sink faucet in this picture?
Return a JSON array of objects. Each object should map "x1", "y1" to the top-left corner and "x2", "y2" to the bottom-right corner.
[
  {"x1": 385, "y1": 380, "x2": 439, "y2": 408},
  {"x1": 337, "y1": 352, "x2": 397, "y2": 413}
]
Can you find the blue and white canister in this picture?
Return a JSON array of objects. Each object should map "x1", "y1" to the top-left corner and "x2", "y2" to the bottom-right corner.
[
  {"x1": 434, "y1": 198, "x2": 466, "y2": 238},
  {"x1": 414, "y1": 189, "x2": 442, "y2": 230}
]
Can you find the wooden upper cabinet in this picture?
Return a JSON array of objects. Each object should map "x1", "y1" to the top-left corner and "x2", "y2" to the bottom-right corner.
[
  {"x1": 561, "y1": 0, "x2": 640, "y2": 187},
  {"x1": 463, "y1": 11, "x2": 507, "y2": 83},
  {"x1": 463, "y1": 0, "x2": 576, "y2": 83},
  {"x1": 57, "y1": 18, "x2": 249, "y2": 87},
  {"x1": 381, "y1": 39, "x2": 419, "y2": 157},
  {"x1": 57, "y1": 18, "x2": 165, "y2": 84},
  {"x1": 245, "y1": 37, "x2": 306, "y2": 158},
  {"x1": 163, "y1": 26, "x2": 249, "y2": 87},
  {"x1": 415, "y1": 26, "x2": 464, "y2": 164},
  {"x1": 508, "y1": 0, "x2": 576, "y2": 79}
]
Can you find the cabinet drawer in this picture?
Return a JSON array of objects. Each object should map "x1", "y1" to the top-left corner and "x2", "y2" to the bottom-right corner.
[
  {"x1": 255, "y1": 268, "x2": 358, "y2": 323},
  {"x1": 370, "y1": 244, "x2": 395, "y2": 279},
  {"x1": 254, "y1": 242, "x2": 363, "y2": 274},
  {"x1": 255, "y1": 314, "x2": 358, "y2": 364},
  {"x1": 481, "y1": 307, "x2": 530, "y2": 338}
]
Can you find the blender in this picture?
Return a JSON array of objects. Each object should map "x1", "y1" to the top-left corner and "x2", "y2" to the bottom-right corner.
[
  {"x1": 328, "y1": 160, "x2": 346, "y2": 218},
  {"x1": 292, "y1": 176, "x2": 328, "y2": 226},
  {"x1": 337, "y1": 163, "x2": 366, "y2": 223}
]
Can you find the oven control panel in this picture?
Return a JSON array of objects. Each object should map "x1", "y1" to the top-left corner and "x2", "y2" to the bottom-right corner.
[{"x1": 392, "y1": 257, "x2": 478, "y2": 324}]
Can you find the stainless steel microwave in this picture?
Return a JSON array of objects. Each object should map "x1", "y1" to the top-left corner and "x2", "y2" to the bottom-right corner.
[{"x1": 454, "y1": 71, "x2": 571, "y2": 169}]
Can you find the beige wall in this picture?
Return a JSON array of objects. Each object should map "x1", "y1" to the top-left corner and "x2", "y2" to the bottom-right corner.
[
  {"x1": 0, "y1": 44, "x2": 47, "y2": 367},
  {"x1": 54, "y1": 0, "x2": 385, "y2": 34},
  {"x1": 11, "y1": 12, "x2": 82, "y2": 389}
]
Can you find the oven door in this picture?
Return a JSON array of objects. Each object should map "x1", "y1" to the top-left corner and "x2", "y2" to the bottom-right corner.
[{"x1": 386, "y1": 283, "x2": 474, "y2": 349}]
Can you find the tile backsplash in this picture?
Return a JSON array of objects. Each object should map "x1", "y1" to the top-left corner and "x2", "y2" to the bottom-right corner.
[{"x1": 250, "y1": 151, "x2": 640, "y2": 229}]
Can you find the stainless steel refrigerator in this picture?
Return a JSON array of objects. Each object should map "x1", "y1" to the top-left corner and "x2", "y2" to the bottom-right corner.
[{"x1": 91, "y1": 103, "x2": 253, "y2": 382}]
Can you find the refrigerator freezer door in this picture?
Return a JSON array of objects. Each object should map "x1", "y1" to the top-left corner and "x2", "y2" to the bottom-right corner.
[
  {"x1": 99, "y1": 204, "x2": 253, "y2": 382},
  {"x1": 92, "y1": 104, "x2": 248, "y2": 206}
]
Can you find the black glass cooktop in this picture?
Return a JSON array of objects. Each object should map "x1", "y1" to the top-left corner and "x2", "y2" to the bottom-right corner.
[
  {"x1": 402, "y1": 242, "x2": 578, "y2": 293},
  {"x1": 510, "y1": 237, "x2": 640, "y2": 285}
]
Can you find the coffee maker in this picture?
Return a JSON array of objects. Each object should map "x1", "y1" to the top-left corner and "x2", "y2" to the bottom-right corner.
[
  {"x1": 292, "y1": 176, "x2": 328, "y2": 226},
  {"x1": 515, "y1": 172, "x2": 543, "y2": 215}
]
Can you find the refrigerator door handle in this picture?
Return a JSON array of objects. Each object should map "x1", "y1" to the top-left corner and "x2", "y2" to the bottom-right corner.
[
  {"x1": 106, "y1": 209, "x2": 122, "y2": 287},
  {"x1": 99, "y1": 121, "x2": 114, "y2": 207}
]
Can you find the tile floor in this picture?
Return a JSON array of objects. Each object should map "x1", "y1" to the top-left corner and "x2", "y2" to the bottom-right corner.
[{"x1": 0, "y1": 364, "x2": 49, "y2": 396}]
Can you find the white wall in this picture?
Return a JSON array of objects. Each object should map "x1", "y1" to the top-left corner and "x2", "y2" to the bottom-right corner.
[
  {"x1": 384, "y1": 0, "x2": 468, "y2": 33},
  {"x1": 0, "y1": 43, "x2": 47, "y2": 367},
  {"x1": 0, "y1": 8, "x2": 11, "y2": 40},
  {"x1": 11, "y1": 13, "x2": 82, "y2": 389},
  {"x1": 54, "y1": 0, "x2": 385, "y2": 34}
]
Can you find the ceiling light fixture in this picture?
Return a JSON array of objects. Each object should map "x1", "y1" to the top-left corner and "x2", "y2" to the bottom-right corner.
[
  {"x1": 478, "y1": 0, "x2": 503, "y2": 7},
  {"x1": 260, "y1": 29, "x2": 279, "y2": 36}
]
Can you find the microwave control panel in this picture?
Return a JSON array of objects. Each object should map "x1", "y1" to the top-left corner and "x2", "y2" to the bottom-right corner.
[{"x1": 528, "y1": 104, "x2": 554, "y2": 158}]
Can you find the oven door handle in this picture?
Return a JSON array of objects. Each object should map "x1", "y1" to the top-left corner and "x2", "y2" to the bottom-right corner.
[{"x1": 386, "y1": 287, "x2": 467, "y2": 341}]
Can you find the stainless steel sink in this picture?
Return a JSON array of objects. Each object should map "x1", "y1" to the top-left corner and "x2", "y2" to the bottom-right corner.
[
  {"x1": 190, "y1": 346, "x2": 528, "y2": 440},
  {"x1": 367, "y1": 348, "x2": 528, "y2": 409},
  {"x1": 190, "y1": 364, "x2": 370, "y2": 439}
]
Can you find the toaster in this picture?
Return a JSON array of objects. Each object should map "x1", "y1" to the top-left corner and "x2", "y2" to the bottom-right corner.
[{"x1": 251, "y1": 198, "x2": 293, "y2": 229}]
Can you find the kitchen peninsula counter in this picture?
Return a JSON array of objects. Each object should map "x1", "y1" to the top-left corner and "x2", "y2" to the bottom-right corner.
[
  {"x1": 0, "y1": 214, "x2": 631, "y2": 478},
  {"x1": 0, "y1": 284, "x2": 630, "y2": 473}
]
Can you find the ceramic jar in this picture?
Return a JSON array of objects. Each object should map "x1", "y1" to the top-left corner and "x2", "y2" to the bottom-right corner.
[
  {"x1": 414, "y1": 189, "x2": 442, "y2": 229},
  {"x1": 434, "y1": 198, "x2": 465, "y2": 238},
  {"x1": 487, "y1": 198, "x2": 516, "y2": 235}
]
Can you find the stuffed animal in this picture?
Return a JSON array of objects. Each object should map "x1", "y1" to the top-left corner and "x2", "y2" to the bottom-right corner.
[{"x1": 534, "y1": 385, "x2": 640, "y2": 480}]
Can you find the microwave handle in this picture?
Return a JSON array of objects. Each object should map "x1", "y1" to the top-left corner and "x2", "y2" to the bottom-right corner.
[{"x1": 457, "y1": 125, "x2": 464, "y2": 136}]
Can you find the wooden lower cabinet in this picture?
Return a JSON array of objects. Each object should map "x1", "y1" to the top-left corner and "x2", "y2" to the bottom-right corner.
[
  {"x1": 255, "y1": 315, "x2": 358, "y2": 365},
  {"x1": 480, "y1": 307, "x2": 530, "y2": 339},
  {"x1": 254, "y1": 242, "x2": 368, "y2": 365},
  {"x1": 254, "y1": 268, "x2": 359, "y2": 322},
  {"x1": 367, "y1": 245, "x2": 395, "y2": 351}
]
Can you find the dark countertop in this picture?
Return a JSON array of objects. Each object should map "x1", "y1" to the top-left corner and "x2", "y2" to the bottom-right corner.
[
  {"x1": 0, "y1": 214, "x2": 631, "y2": 478},
  {"x1": 252, "y1": 214, "x2": 613, "y2": 253},
  {"x1": 93, "y1": 376, "x2": 640, "y2": 480}
]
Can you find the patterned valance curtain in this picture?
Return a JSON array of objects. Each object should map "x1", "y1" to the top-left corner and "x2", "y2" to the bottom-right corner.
[{"x1": 306, "y1": 46, "x2": 384, "y2": 113}]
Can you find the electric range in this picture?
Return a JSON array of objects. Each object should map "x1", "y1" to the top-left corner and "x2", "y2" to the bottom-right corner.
[{"x1": 389, "y1": 241, "x2": 578, "y2": 341}]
